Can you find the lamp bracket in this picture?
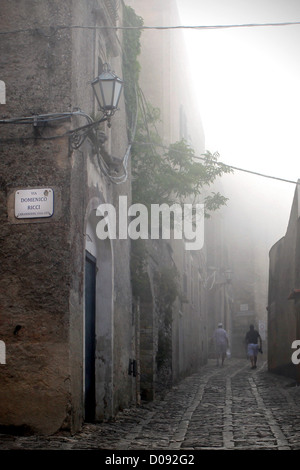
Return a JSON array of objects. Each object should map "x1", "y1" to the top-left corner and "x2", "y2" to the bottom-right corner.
[{"x1": 68, "y1": 115, "x2": 108, "y2": 150}]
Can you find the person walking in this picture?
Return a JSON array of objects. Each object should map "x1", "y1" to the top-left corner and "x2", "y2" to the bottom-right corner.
[
  {"x1": 214, "y1": 323, "x2": 229, "y2": 366},
  {"x1": 245, "y1": 324, "x2": 262, "y2": 369}
]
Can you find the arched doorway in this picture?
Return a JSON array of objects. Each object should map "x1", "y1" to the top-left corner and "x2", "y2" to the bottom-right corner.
[
  {"x1": 84, "y1": 203, "x2": 114, "y2": 422},
  {"x1": 84, "y1": 250, "x2": 97, "y2": 422},
  {"x1": 138, "y1": 274, "x2": 155, "y2": 401}
]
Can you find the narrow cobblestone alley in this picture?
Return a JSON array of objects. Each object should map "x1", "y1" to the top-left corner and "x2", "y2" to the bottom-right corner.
[{"x1": 1, "y1": 358, "x2": 300, "y2": 455}]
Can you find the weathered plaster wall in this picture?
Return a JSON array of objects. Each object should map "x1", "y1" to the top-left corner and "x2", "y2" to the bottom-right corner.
[
  {"x1": 0, "y1": 0, "x2": 73, "y2": 434},
  {"x1": 124, "y1": 0, "x2": 208, "y2": 392},
  {"x1": 0, "y1": 0, "x2": 134, "y2": 434},
  {"x1": 268, "y1": 183, "x2": 300, "y2": 378}
]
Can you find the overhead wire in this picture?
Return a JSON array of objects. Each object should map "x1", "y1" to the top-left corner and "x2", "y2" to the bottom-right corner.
[
  {"x1": 1, "y1": 5, "x2": 299, "y2": 186},
  {"x1": 117, "y1": 3, "x2": 300, "y2": 187},
  {"x1": 1, "y1": 104, "x2": 297, "y2": 185},
  {"x1": 1, "y1": 21, "x2": 300, "y2": 35},
  {"x1": 132, "y1": 141, "x2": 298, "y2": 185}
]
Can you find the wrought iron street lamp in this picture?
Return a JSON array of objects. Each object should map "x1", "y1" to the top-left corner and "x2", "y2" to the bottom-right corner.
[
  {"x1": 0, "y1": 63, "x2": 124, "y2": 149},
  {"x1": 68, "y1": 64, "x2": 123, "y2": 147},
  {"x1": 92, "y1": 63, "x2": 124, "y2": 124},
  {"x1": 0, "y1": 64, "x2": 126, "y2": 179}
]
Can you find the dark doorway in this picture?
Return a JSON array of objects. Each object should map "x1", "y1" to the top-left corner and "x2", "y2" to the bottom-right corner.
[{"x1": 84, "y1": 251, "x2": 96, "y2": 422}]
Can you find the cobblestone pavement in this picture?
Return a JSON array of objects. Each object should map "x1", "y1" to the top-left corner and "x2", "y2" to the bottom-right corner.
[{"x1": 1, "y1": 358, "x2": 300, "y2": 452}]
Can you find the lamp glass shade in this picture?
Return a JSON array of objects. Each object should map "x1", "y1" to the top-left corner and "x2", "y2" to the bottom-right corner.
[
  {"x1": 92, "y1": 69, "x2": 123, "y2": 114},
  {"x1": 112, "y1": 80, "x2": 123, "y2": 108}
]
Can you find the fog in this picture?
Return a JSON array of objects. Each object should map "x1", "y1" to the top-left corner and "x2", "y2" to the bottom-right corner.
[{"x1": 176, "y1": 0, "x2": 300, "y2": 248}]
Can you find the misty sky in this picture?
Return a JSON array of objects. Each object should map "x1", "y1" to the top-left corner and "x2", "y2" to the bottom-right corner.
[{"x1": 176, "y1": 0, "x2": 300, "y2": 242}]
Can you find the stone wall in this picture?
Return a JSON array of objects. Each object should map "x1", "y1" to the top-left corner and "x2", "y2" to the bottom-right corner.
[
  {"x1": 125, "y1": 0, "x2": 208, "y2": 393},
  {"x1": 268, "y1": 182, "x2": 300, "y2": 379},
  {"x1": 0, "y1": 0, "x2": 134, "y2": 434},
  {"x1": 0, "y1": 0, "x2": 74, "y2": 435}
]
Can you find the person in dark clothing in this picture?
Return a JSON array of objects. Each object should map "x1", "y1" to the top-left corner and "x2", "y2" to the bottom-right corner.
[{"x1": 245, "y1": 324, "x2": 262, "y2": 369}]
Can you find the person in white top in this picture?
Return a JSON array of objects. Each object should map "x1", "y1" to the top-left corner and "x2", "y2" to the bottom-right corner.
[{"x1": 214, "y1": 323, "x2": 229, "y2": 366}]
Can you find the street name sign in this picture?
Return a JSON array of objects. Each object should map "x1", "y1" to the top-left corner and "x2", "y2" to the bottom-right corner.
[{"x1": 15, "y1": 188, "x2": 54, "y2": 219}]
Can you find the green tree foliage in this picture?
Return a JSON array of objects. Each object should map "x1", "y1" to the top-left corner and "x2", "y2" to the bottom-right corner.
[{"x1": 132, "y1": 111, "x2": 231, "y2": 216}]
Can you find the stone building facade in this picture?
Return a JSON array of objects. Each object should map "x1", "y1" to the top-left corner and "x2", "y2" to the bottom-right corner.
[
  {"x1": 125, "y1": 0, "x2": 208, "y2": 397},
  {"x1": 0, "y1": 0, "x2": 135, "y2": 434},
  {"x1": 268, "y1": 181, "x2": 300, "y2": 380}
]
